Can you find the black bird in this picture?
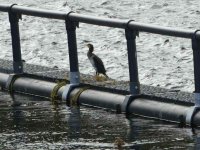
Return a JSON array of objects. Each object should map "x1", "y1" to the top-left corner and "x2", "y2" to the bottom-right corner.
[{"x1": 87, "y1": 44, "x2": 108, "y2": 79}]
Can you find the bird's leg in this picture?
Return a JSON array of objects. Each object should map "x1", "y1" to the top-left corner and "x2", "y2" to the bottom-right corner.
[
  {"x1": 95, "y1": 72, "x2": 101, "y2": 81},
  {"x1": 94, "y1": 72, "x2": 98, "y2": 80}
]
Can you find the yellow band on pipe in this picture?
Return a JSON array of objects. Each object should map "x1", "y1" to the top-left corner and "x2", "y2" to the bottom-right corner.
[
  {"x1": 70, "y1": 86, "x2": 90, "y2": 106},
  {"x1": 51, "y1": 80, "x2": 67, "y2": 104}
]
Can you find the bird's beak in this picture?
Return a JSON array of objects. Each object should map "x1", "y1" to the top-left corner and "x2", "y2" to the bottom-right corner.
[{"x1": 86, "y1": 44, "x2": 90, "y2": 48}]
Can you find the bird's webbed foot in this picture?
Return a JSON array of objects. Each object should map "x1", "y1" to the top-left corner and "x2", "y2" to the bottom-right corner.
[{"x1": 94, "y1": 74, "x2": 107, "y2": 82}]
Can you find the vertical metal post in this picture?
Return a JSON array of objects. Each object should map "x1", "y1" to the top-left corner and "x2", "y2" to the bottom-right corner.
[
  {"x1": 8, "y1": 7, "x2": 23, "y2": 74},
  {"x1": 192, "y1": 30, "x2": 200, "y2": 106},
  {"x1": 125, "y1": 28, "x2": 140, "y2": 95},
  {"x1": 62, "y1": 14, "x2": 80, "y2": 103},
  {"x1": 184, "y1": 30, "x2": 200, "y2": 126},
  {"x1": 65, "y1": 18, "x2": 80, "y2": 84}
]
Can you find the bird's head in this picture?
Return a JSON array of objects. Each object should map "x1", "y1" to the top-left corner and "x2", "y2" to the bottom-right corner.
[{"x1": 87, "y1": 43, "x2": 94, "y2": 53}]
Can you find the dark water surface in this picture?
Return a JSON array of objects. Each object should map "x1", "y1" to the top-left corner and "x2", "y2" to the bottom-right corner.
[{"x1": 0, "y1": 91, "x2": 199, "y2": 149}]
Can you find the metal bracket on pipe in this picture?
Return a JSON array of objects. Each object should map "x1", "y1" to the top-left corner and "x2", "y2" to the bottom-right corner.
[
  {"x1": 121, "y1": 95, "x2": 136, "y2": 113},
  {"x1": 69, "y1": 86, "x2": 90, "y2": 106},
  {"x1": 185, "y1": 106, "x2": 200, "y2": 126},
  {"x1": 186, "y1": 93, "x2": 200, "y2": 126},
  {"x1": 9, "y1": 4, "x2": 22, "y2": 20},
  {"x1": 9, "y1": 4, "x2": 17, "y2": 12},
  {"x1": 70, "y1": 72, "x2": 80, "y2": 85},
  {"x1": 130, "y1": 82, "x2": 140, "y2": 96},
  {"x1": 13, "y1": 61, "x2": 24, "y2": 74},
  {"x1": 65, "y1": 11, "x2": 79, "y2": 28},
  {"x1": 125, "y1": 20, "x2": 139, "y2": 38},
  {"x1": 5, "y1": 73, "x2": 21, "y2": 93},
  {"x1": 193, "y1": 30, "x2": 200, "y2": 41},
  {"x1": 62, "y1": 83, "x2": 80, "y2": 106}
]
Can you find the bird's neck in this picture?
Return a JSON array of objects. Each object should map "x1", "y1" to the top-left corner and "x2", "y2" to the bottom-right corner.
[
  {"x1": 87, "y1": 50, "x2": 93, "y2": 58},
  {"x1": 87, "y1": 48, "x2": 94, "y2": 58}
]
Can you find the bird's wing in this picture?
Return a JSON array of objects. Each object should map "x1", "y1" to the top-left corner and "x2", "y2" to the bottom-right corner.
[{"x1": 92, "y1": 54, "x2": 106, "y2": 73}]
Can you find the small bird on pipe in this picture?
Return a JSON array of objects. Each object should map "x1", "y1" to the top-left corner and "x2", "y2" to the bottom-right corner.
[{"x1": 87, "y1": 43, "x2": 108, "y2": 81}]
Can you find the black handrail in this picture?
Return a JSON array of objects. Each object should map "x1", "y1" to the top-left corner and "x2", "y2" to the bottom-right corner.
[{"x1": 0, "y1": 4, "x2": 199, "y2": 39}]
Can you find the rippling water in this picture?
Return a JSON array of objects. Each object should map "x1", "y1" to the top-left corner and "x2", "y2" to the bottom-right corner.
[
  {"x1": 0, "y1": 0, "x2": 199, "y2": 92},
  {"x1": 0, "y1": 91, "x2": 199, "y2": 149},
  {"x1": 1, "y1": 1, "x2": 200, "y2": 149}
]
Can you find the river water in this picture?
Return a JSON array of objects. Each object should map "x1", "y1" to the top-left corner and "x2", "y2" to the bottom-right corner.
[
  {"x1": 0, "y1": 91, "x2": 199, "y2": 149},
  {"x1": 0, "y1": 0, "x2": 200, "y2": 92},
  {"x1": 0, "y1": 1, "x2": 200, "y2": 149}
]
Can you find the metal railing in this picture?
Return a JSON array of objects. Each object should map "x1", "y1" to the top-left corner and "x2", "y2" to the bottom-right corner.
[{"x1": 0, "y1": 4, "x2": 200, "y2": 99}]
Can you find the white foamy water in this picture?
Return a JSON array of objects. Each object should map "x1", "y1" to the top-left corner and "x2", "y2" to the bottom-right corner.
[{"x1": 0, "y1": 0, "x2": 199, "y2": 92}]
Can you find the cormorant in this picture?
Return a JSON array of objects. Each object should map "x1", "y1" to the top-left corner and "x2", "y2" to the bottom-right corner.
[{"x1": 87, "y1": 44, "x2": 108, "y2": 79}]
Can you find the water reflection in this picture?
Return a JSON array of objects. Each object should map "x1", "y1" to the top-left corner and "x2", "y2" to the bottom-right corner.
[
  {"x1": 67, "y1": 107, "x2": 81, "y2": 139},
  {"x1": 126, "y1": 114, "x2": 196, "y2": 149},
  {"x1": 0, "y1": 91, "x2": 199, "y2": 149},
  {"x1": 10, "y1": 94, "x2": 24, "y2": 132},
  {"x1": 194, "y1": 136, "x2": 200, "y2": 149}
]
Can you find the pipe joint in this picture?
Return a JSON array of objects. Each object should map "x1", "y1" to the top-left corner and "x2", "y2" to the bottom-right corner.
[
  {"x1": 186, "y1": 106, "x2": 200, "y2": 127},
  {"x1": 51, "y1": 80, "x2": 67, "y2": 104},
  {"x1": 185, "y1": 93, "x2": 200, "y2": 126},
  {"x1": 5, "y1": 73, "x2": 21, "y2": 93},
  {"x1": 9, "y1": 4, "x2": 22, "y2": 22},
  {"x1": 9, "y1": 4, "x2": 17, "y2": 12},
  {"x1": 121, "y1": 95, "x2": 138, "y2": 114},
  {"x1": 192, "y1": 30, "x2": 200, "y2": 51},
  {"x1": 125, "y1": 20, "x2": 139, "y2": 40},
  {"x1": 69, "y1": 86, "x2": 90, "y2": 106},
  {"x1": 65, "y1": 11, "x2": 79, "y2": 31},
  {"x1": 121, "y1": 95, "x2": 135, "y2": 113},
  {"x1": 62, "y1": 83, "x2": 80, "y2": 106}
]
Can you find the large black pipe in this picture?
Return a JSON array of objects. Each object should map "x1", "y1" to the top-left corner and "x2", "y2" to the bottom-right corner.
[
  {"x1": 0, "y1": 72, "x2": 199, "y2": 126},
  {"x1": 128, "y1": 98, "x2": 189, "y2": 123},
  {"x1": 0, "y1": 4, "x2": 200, "y2": 39},
  {"x1": 69, "y1": 88, "x2": 125, "y2": 110},
  {"x1": 0, "y1": 72, "x2": 57, "y2": 98},
  {"x1": 13, "y1": 77, "x2": 56, "y2": 98},
  {"x1": 0, "y1": 73, "x2": 9, "y2": 87}
]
